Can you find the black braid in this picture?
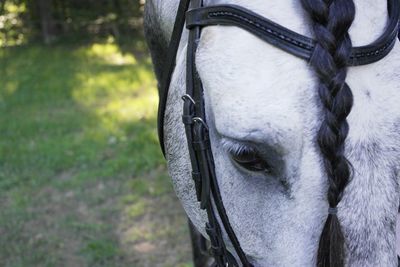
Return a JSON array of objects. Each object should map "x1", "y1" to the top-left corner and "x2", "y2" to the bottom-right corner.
[{"x1": 300, "y1": 0, "x2": 355, "y2": 266}]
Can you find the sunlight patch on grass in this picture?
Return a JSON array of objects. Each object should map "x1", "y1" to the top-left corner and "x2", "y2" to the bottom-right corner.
[
  {"x1": 71, "y1": 42, "x2": 158, "y2": 142},
  {"x1": 3, "y1": 80, "x2": 18, "y2": 95},
  {"x1": 96, "y1": 92, "x2": 158, "y2": 124},
  {"x1": 126, "y1": 200, "x2": 147, "y2": 218},
  {"x1": 84, "y1": 42, "x2": 137, "y2": 65}
]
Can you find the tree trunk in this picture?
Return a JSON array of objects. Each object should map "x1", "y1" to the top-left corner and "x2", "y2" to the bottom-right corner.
[
  {"x1": 55, "y1": 0, "x2": 69, "y2": 34},
  {"x1": 0, "y1": 0, "x2": 6, "y2": 16},
  {"x1": 37, "y1": 0, "x2": 56, "y2": 44}
]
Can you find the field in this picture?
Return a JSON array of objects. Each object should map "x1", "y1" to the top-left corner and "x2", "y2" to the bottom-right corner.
[{"x1": 0, "y1": 39, "x2": 192, "y2": 267}]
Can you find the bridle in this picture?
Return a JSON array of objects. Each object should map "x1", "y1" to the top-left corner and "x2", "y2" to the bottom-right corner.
[{"x1": 156, "y1": 0, "x2": 400, "y2": 266}]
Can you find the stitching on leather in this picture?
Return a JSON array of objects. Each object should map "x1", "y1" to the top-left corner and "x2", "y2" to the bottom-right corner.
[
  {"x1": 208, "y1": 10, "x2": 397, "y2": 61},
  {"x1": 351, "y1": 35, "x2": 396, "y2": 59},
  {"x1": 208, "y1": 11, "x2": 313, "y2": 51}
]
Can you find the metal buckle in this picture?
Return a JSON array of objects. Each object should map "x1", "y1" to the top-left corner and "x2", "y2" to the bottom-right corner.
[
  {"x1": 192, "y1": 117, "x2": 209, "y2": 130},
  {"x1": 181, "y1": 94, "x2": 196, "y2": 105}
]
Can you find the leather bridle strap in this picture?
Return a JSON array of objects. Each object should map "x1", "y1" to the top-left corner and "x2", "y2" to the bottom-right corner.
[
  {"x1": 184, "y1": 0, "x2": 229, "y2": 265},
  {"x1": 184, "y1": 1, "x2": 253, "y2": 266},
  {"x1": 158, "y1": 0, "x2": 191, "y2": 156},
  {"x1": 186, "y1": 0, "x2": 400, "y2": 66}
]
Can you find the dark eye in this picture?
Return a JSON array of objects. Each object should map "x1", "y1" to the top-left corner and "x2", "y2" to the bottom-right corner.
[{"x1": 230, "y1": 149, "x2": 271, "y2": 174}]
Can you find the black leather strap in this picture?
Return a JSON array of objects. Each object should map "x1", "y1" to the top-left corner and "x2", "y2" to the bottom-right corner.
[
  {"x1": 186, "y1": 0, "x2": 399, "y2": 66},
  {"x1": 158, "y1": 0, "x2": 191, "y2": 156},
  {"x1": 185, "y1": 1, "x2": 235, "y2": 266},
  {"x1": 184, "y1": 1, "x2": 253, "y2": 265}
]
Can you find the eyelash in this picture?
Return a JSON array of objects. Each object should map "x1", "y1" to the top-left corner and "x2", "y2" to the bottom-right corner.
[
  {"x1": 222, "y1": 139, "x2": 273, "y2": 174},
  {"x1": 222, "y1": 139, "x2": 255, "y2": 156}
]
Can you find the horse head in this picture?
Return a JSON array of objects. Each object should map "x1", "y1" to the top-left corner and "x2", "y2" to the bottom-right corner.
[{"x1": 144, "y1": 0, "x2": 400, "y2": 266}]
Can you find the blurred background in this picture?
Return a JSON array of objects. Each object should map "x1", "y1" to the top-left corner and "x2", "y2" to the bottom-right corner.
[{"x1": 0, "y1": 0, "x2": 192, "y2": 266}]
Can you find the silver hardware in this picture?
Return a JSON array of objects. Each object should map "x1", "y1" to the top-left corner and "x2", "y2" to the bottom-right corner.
[
  {"x1": 192, "y1": 117, "x2": 209, "y2": 130},
  {"x1": 181, "y1": 94, "x2": 196, "y2": 105}
]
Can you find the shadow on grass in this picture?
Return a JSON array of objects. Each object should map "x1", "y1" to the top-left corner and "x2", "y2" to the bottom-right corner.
[{"x1": 0, "y1": 39, "x2": 192, "y2": 267}]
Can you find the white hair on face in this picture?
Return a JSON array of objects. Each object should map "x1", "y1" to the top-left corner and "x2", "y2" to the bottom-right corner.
[{"x1": 144, "y1": 0, "x2": 400, "y2": 266}]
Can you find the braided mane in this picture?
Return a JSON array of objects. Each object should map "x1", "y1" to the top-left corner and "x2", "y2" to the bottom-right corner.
[{"x1": 300, "y1": 0, "x2": 356, "y2": 266}]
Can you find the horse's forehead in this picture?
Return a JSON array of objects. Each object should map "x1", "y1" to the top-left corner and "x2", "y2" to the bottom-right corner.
[{"x1": 196, "y1": 27, "x2": 316, "y2": 135}]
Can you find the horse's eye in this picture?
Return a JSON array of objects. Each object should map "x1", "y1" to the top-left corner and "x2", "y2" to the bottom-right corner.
[{"x1": 230, "y1": 149, "x2": 271, "y2": 174}]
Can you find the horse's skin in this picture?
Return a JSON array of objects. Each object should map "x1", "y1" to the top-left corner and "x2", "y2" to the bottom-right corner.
[{"x1": 144, "y1": 0, "x2": 400, "y2": 266}]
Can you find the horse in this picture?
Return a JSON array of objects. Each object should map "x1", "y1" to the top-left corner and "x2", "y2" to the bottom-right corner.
[{"x1": 143, "y1": 0, "x2": 400, "y2": 266}]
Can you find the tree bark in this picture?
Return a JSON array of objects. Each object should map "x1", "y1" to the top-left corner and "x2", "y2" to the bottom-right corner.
[
  {"x1": 0, "y1": 0, "x2": 6, "y2": 16},
  {"x1": 37, "y1": 0, "x2": 56, "y2": 44},
  {"x1": 55, "y1": 0, "x2": 69, "y2": 34}
]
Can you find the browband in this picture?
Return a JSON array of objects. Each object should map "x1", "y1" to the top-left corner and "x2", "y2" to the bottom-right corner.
[
  {"x1": 159, "y1": 0, "x2": 400, "y2": 155},
  {"x1": 186, "y1": 0, "x2": 400, "y2": 66}
]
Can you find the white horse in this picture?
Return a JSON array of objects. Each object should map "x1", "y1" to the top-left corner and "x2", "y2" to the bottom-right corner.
[{"x1": 144, "y1": 0, "x2": 400, "y2": 266}]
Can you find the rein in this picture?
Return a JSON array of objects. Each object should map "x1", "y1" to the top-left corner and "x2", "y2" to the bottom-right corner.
[{"x1": 157, "y1": 0, "x2": 400, "y2": 266}]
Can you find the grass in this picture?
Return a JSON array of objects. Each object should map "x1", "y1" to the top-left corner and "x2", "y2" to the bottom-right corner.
[{"x1": 0, "y1": 37, "x2": 192, "y2": 267}]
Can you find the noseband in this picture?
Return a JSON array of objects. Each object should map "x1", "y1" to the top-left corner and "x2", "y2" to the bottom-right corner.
[{"x1": 157, "y1": 0, "x2": 400, "y2": 266}]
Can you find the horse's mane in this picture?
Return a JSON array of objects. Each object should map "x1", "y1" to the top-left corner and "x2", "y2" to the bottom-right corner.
[{"x1": 301, "y1": 0, "x2": 356, "y2": 266}]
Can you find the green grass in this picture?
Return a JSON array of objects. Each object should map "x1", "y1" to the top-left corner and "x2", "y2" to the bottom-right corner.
[{"x1": 0, "y1": 38, "x2": 192, "y2": 267}]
